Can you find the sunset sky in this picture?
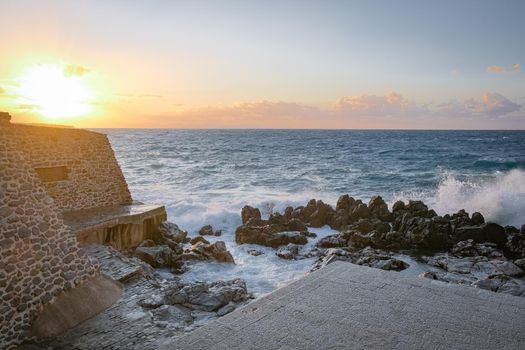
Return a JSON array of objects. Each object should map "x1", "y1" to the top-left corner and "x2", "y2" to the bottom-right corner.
[{"x1": 1, "y1": 0, "x2": 524, "y2": 129}]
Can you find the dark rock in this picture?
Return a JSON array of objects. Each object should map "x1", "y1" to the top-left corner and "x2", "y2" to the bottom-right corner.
[
  {"x1": 135, "y1": 242, "x2": 180, "y2": 268},
  {"x1": 317, "y1": 234, "x2": 345, "y2": 248},
  {"x1": 276, "y1": 244, "x2": 301, "y2": 260},
  {"x1": 241, "y1": 206, "x2": 261, "y2": 224},
  {"x1": 474, "y1": 275, "x2": 525, "y2": 297},
  {"x1": 199, "y1": 225, "x2": 214, "y2": 236},
  {"x1": 155, "y1": 222, "x2": 188, "y2": 249},
  {"x1": 368, "y1": 196, "x2": 391, "y2": 221},
  {"x1": 184, "y1": 241, "x2": 235, "y2": 263},
  {"x1": 471, "y1": 212, "x2": 485, "y2": 225},
  {"x1": 190, "y1": 236, "x2": 210, "y2": 245},
  {"x1": 163, "y1": 279, "x2": 249, "y2": 312},
  {"x1": 453, "y1": 223, "x2": 507, "y2": 247},
  {"x1": 235, "y1": 222, "x2": 308, "y2": 248},
  {"x1": 247, "y1": 249, "x2": 264, "y2": 256}
]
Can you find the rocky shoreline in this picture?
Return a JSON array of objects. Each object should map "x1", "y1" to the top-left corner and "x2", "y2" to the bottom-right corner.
[
  {"x1": 119, "y1": 194, "x2": 525, "y2": 331},
  {"x1": 22, "y1": 194, "x2": 525, "y2": 348}
]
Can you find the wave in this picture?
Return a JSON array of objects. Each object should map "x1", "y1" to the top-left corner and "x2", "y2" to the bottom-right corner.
[{"x1": 393, "y1": 169, "x2": 525, "y2": 227}]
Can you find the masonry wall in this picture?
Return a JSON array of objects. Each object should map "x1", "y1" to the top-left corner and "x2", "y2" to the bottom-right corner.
[
  {"x1": 11, "y1": 124, "x2": 132, "y2": 212},
  {"x1": 0, "y1": 117, "x2": 99, "y2": 348}
]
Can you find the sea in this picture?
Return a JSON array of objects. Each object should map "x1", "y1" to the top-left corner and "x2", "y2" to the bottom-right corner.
[{"x1": 98, "y1": 129, "x2": 525, "y2": 296}]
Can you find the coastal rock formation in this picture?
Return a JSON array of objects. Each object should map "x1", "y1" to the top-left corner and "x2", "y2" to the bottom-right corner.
[
  {"x1": 134, "y1": 240, "x2": 182, "y2": 268},
  {"x1": 311, "y1": 247, "x2": 409, "y2": 272},
  {"x1": 183, "y1": 241, "x2": 235, "y2": 263},
  {"x1": 198, "y1": 224, "x2": 222, "y2": 236},
  {"x1": 235, "y1": 211, "x2": 309, "y2": 247}
]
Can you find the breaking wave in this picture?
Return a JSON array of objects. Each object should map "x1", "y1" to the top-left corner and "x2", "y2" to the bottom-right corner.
[{"x1": 394, "y1": 169, "x2": 525, "y2": 227}]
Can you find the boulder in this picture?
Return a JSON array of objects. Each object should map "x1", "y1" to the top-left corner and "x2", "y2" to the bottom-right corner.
[
  {"x1": 453, "y1": 223, "x2": 507, "y2": 247},
  {"x1": 199, "y1": 225, "x2": 214, "y2": 236},
  {"x1": 241, "y1": 206, "x2": 261, "y2": 224},
  {"x1": 163, "y1": 279, "x2": 249, "y2": 312},
  {"x1": 353, "y1": 247, "x2": 409, "y2": 271},
  {"x1": 474, "y1": 275, "x2": 525, "y2": 297},
  {"x1": 317, "y1": 234, "x2": 345, "y2": 248},
  {"x1": 276, "y1": 244, "x2": 301, "y2": 260},
  {"x1": 184, "y1": 241, "x2": 235, "y2": 263},
  {"x1": 247, "y1": 249, "x2": 264, "y2": 256},
  {"x1": 235, "y1": 223, "x2": 308, "y2": 248},
  {"x1": 155, "y1": 222, "x2": 188, "y2": 249},
  {"x1": 368, "y1": 196, "x2": 391, "y2": 221},
  {"x1": 134, "y1": 241, "x2": 180, "y2": 268},
  {"x1": 190, "y1": 236, "x2": 210, "y2": 245}
]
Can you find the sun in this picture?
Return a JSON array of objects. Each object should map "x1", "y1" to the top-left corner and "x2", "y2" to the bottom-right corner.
[{"x1": 17, "y1": 64, "x2": 94, "y2": 120}]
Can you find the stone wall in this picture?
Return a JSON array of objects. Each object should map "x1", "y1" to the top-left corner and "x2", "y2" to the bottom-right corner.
[
  {"x1": 10, "y1": 123, "x2": 132, "y2": 212},
  {"x1": 0, "y1": 114, "x2": 99, "y2": 348}
]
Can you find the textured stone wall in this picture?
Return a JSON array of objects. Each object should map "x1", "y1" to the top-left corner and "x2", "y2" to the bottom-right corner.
[
  {"x1": 11, "y1": 124, "x2": 132, "y2": 212},
  {"x1": 0, "y1": 115, "x2": 99, "y2": 348}
]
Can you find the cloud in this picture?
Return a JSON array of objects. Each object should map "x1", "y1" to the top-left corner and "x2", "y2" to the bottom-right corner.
[
  {"x1": 436, "y1": 92, "x2": 521, "y2": 118},
  {"x1": 333, "y1": 91, "x2": 428, "y2": 118},
  {"x1": 487, "y1": 64, "x2": 521, "y2": 74},
  {"x1": 0, "y1": 86, "x2": 5, "y2": 95},
  {"x1": 110, "y1": 90, "x2": 524, "y2": 129},
  {"x1": 64, "y1": 65, "x2": 91, "y2": 77}
]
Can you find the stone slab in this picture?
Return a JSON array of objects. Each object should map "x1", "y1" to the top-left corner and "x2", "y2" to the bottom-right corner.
[
  {"x1": 163, "y1": 261, "x2": 525, "y2": 350},
  {"x1": 63, "y1": 203, "x2": 166, "y2": 233}
]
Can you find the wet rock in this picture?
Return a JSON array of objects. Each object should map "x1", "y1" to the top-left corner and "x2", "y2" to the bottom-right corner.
[
  {"x1": 163, "y1": 279, "x2": 249, "y2": 312},
  {"x1": 134, "y1": 241, "x2": 180, "y2": 268},
  {"x1": 453, "y1": 223, "x2": 507, "y2": 247},
  {"x1": 514, "y1": 258, "x2": 525, "y2": 270},
  {"x1": 311, "y1": 247, "x2": 408, "y2": 272},
  {"x1": 474, "y1": 275, "x2": 525, "y2": 297},
  {"x1": 235, "y1": 223, "x2": 308, "y2": 248},
  {"x1": 199, "y1": 225, "x2": 214, "y2": 236},
  {"x1": 419, "y1": 271, "x2": 477, "y2": 285},
  {"x1": 317, "y1": 234, "x2": 345, "y2": 248},
  {"x1": 368, "y1": 196, "x2": 391, "y2": 221},
  {"x1": 451, "y1": 240, "x2": 504, "y2": 259},
  {"x1": 276, "y1": 244, "x2": 301, "y2": 260},
  {"x1": 184, "y1": 241, "x2": 235, "y2": 263},
  {"x1": 471, "y1": 212, "x2": 485, "y2": 225},
  {"x1": 155, "y1": 222, "x2": 189, "y2": 248},
  {"x1": 198, "y1": 225, "x2": 222, "y2": 236},
  {"x1": 424, "y1": 255, "x2": 523, "y2": 277},
  {"x1": 247, "y1": 249, "x2": 264, "y2": 256},
  {"x1": 189, "y1": 236, "x2": 210, "y2": 245},
  {"x1": 241, "y1": 206, "x2": 261, "y2": 224},
  {"x1": 353, "y1": 247, "x2": 409, "y2": 271}
]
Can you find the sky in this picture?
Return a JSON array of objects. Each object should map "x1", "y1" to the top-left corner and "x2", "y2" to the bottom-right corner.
[{"x1": 0, "y1": 0, "x2": 524, "y2": 129}]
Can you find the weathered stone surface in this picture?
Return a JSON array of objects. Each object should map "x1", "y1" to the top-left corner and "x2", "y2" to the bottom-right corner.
[
  {"x1": 0, "y1": 117, "x2": 99, "y2": 349},
  {"x1": 275, "y1": 244, "x2": 301, "y2": 260},
  {"x1": 183, "y1": 241, "x2": 235, "y2": 263},
  {"x1": 134, "y1": 241, "x2": 180, "y2": 268},
  {"x1": 163, "y1": 279, "x2": 249, "y2": 312},
  {"x1": 166, "y1": 262, "x2": 525, "y2": 350},
  {"x1": 241, "y1": 205, "x2": 261, "y2": 224}
]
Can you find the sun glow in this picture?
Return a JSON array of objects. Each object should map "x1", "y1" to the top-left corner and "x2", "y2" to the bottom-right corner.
[{"x1": 17, "y1": 64, "x2": 94, "y2": 120}]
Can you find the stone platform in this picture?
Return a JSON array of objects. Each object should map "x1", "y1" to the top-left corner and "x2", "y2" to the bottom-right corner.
[
  {"x1": 164, "y1": 261, "x2": 525, "y2": 350},
  {"x1": 63, "y1": 203, "x2": 167, "y2": 249}
]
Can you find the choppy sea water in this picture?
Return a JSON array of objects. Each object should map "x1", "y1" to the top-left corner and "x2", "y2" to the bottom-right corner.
[{"x1": 98, "y1": 129, "x2": 525, "y2": 295}]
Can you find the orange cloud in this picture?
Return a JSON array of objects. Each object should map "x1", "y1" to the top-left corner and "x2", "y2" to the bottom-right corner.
[{"x1": 487, "y1": 64, "x2": 520, "y2": 74}]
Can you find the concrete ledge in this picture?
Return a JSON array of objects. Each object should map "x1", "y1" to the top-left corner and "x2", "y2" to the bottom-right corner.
[
  {"x1": 29, "y1": 274, "x2": 123, "y2": 339},
  {"x1": 164, "y1": 261, "x2": 525, "y2": 350}
]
